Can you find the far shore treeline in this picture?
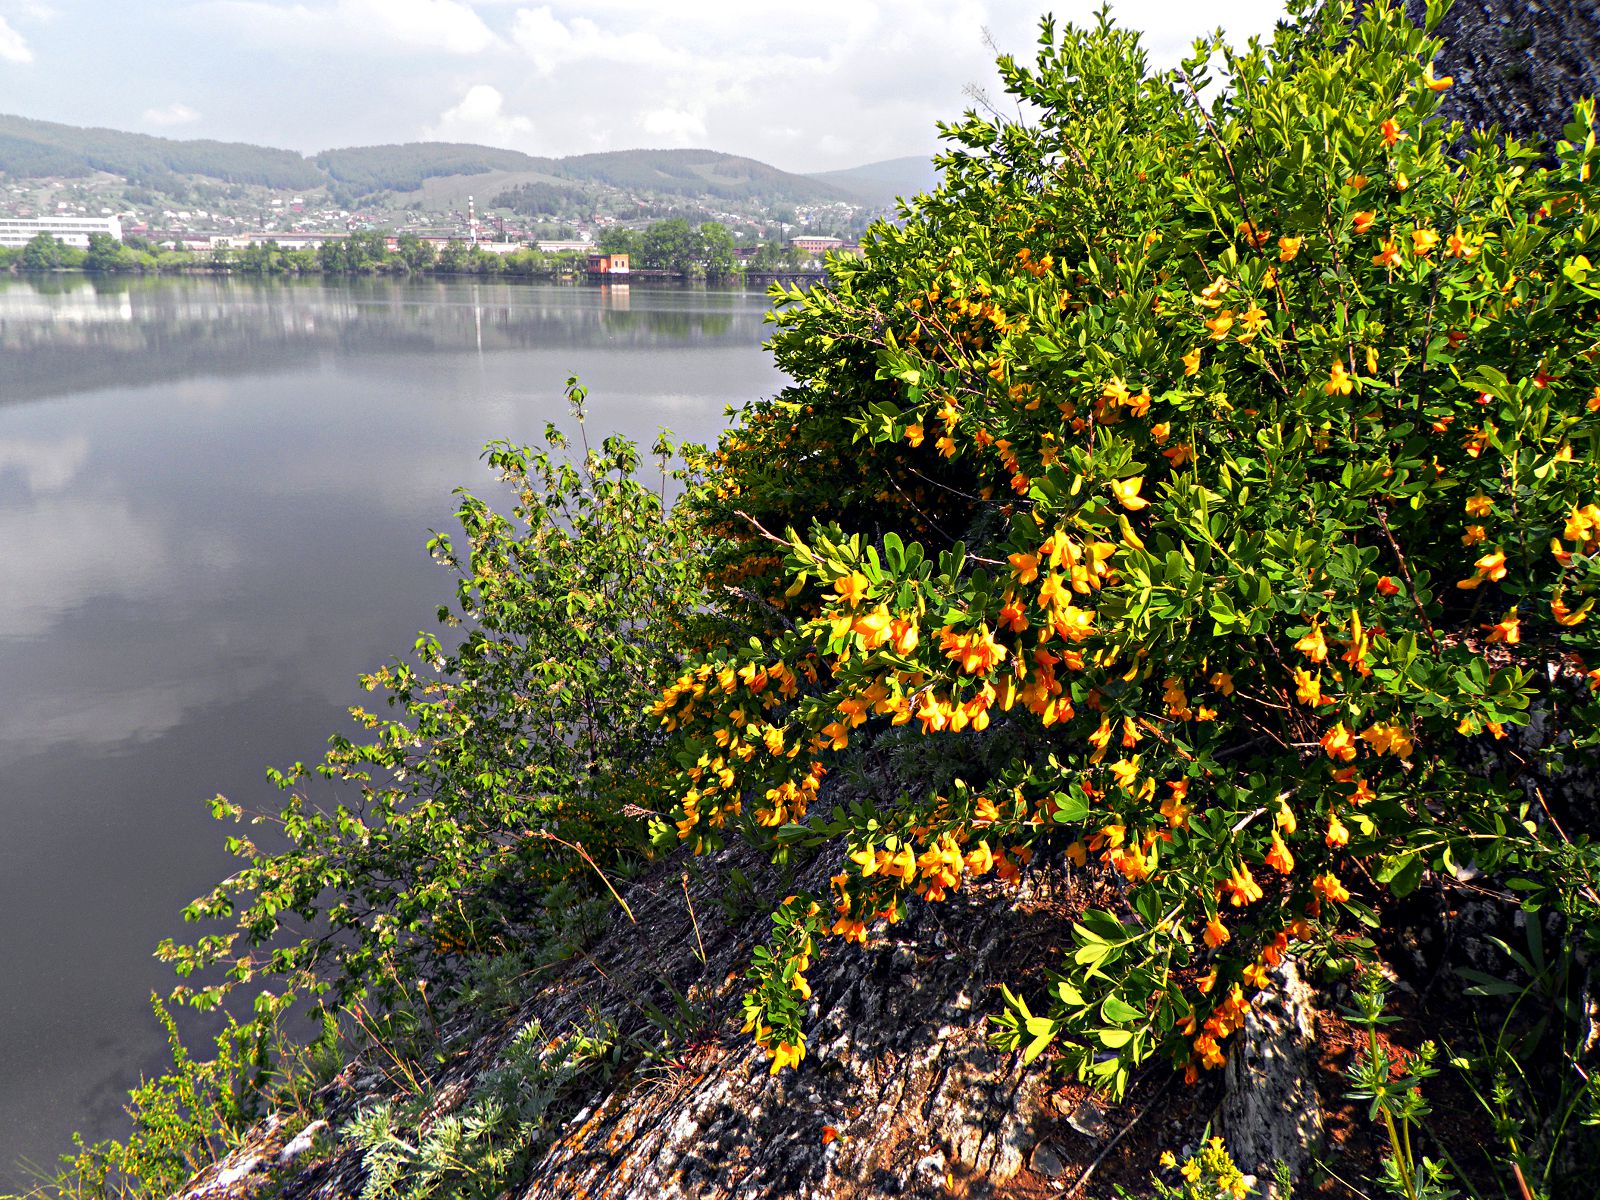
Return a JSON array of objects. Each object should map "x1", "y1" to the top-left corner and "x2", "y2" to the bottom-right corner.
[{"x1": 1, "y1": 217, "x2": 825, "y2": 282}]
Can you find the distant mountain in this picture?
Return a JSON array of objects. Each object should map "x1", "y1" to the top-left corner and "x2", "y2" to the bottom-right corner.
[
  {"x1": 808, "y1": 155, "x2": 941, "y2": 208},
  {"x1": 314, "y1": 142, "x2": 556, "y2": 194},
  {"x1": 0, "y1": 113, "x2": 323, "y2": 190},
  {"x1": 0, "y1": 113, "x2": 923, "y2": 215},
  {"x1": 553, "y1": 148, "x2": 851, "y2": 206}
]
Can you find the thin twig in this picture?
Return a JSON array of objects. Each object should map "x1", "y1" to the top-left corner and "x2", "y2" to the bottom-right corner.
[
  {"x1": 1065, "y1": 1073, "x2": 1173, "y2": 1198},
  {"x1": 682, "y1": 872, "x2": 708, "y2": 965}
]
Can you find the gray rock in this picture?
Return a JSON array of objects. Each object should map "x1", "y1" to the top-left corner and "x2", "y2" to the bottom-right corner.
[{"x1": 1219, "y1": 959, "x2": 1323, "y2": 1184}]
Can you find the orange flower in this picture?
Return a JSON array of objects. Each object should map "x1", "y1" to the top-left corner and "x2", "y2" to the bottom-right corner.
[
  {"x1": 1423, "y1": 62, "x2": 1453, "y2": 91},
  {"x1": 1457, "y1": 548, "x2": 1508, "y2": 590},
  {"x1": 1204, "y1": 309, "x2": 1235, "y2": 341},
  {"x1": 1380, "y1": 118, "x2": 1407, "y2": 146},
  {"x1": 1325, "y1": 811, "x2": 1349, "y2": 848},
  {"x1": 834, "y1": 572, "x2": 871, "y2": 607},
  {"x1": 1293, "y1": 667, "x2": 1327, "y2": 707},
  {"x1": 1553, "y1": 595, "x2": 1592, "y2": 627},
  {"x1": 1484, "y1": 608, "x2": 1520, "y2": 644},
  {"x1": 1376, "y1": 576, "x2": 1400, "y2": 597},
  {"x1": 1278, "y1": 235, "x2": 1302, "y2": 262},
  {"x1": 1373, "y1": 240, "x2": 1402, "y2": 268},
  {"x1": 1312, "y1": 872, "x2": 1351, "y2": 903},
  {"x1": 1008, "y1": 551, "x2": 1040, "y2": 585},
  {"x1": 1411, "y1": 228, "x2": 1440, "y2": 257},
  {"x1": 1465, "y1": 493, "x2": 1493, "y2": 518},
  {"x1": 1352, "y1": 210, "x2": 1377, "y2": 235},
  {"x1": 1445, "y1": 225, "x2": 1478, "y2": 259},
  {"x1": 1204, "y1": 917, "x2": 1231, "y2": 948},
  {"x1": 1265, "y1": 829, "x2": 1295, "y2": 875},
  {"x1": 1321, "y1": 722, "x2": 1358, "y2": 762},
  {"x1": 1295, "y1": 620, "x2": 1329, "y2": 663}
]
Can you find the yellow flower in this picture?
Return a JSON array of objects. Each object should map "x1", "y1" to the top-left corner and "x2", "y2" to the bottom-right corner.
[
  {"x1": 1110, "y1": 475, "x2": 1149, "y2": 510},
  {"x1": 1237, "y1": 305, "x2": 1269, "y2": 341},
  {"x1": 1465, "y1": 493, "x2": 1493, "y2": 518},
  {"x1": 834, "y1": 572, "x2": 870, "y2": 608},
  {"x1": 1325, "y1": 357, "x2": 1353, "y2": 396},
  {"x1": 1278, "y1": 235, "x2": 1302, "y2": 262},
  {"x1": 1182, "y1": 347, "x2": 1202, "y2": 376},
  {"x1": 1446, "y1": 225, "x2": 1479, "y2": 259},
  {"x1": 1352, "y1": 210, "x2": 1377, "y2": 235},
  {"x1": 1204, "y1": 309, "x2": 1235, "y2": 341},
  {"x1": 1411, "y1": 227, "x2": 1440, "y2": 256},
  {"x1": 1295, "y1": 620, "x2": 1329, "y2": 663},
  {"x1": 1373, "y1": 239, "x2": 1402, "y2": 268},
  {"x1": 1423, "y1": 62, "x2": 1453, "y2": 91},
  {"x1": 904, "y1": 423, "x2": 925, "y2": 447}
]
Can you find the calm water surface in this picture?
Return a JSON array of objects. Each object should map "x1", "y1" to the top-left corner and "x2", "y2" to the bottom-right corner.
[{"x1": 0, "y1": 275, "x2": 782, "y2": 1179}]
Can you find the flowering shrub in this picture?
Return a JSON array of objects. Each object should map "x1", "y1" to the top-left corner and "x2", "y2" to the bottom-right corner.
[{"x1": 663, "y1": 0, "x2": 1600, "y2": 1093}]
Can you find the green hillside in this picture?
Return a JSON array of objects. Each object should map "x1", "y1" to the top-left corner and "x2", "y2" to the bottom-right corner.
[
  {"x1": 806, "y1": 154, "x2": 941, "y2": 208},
  {"x1": 554, "y1": 148, "x2": 850, "y2": 205},
  {"x1": 314, "y1": 142, "x2": 556, "y2": 195},
  {"x1": 0, "y1": 113, "x2": 885, "y2": 212},
  {"x1": 0, "y1": 113, "x2": 322, "y2": 189}
]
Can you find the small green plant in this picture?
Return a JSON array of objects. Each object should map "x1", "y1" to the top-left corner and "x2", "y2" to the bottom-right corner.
[
  {"x1": 1447, "y1": 921, "x2": 1600, "y2": 1200},
  {"x1": 346, "y1": 1012, "x2": 619, "y2": 1200},
  {"x1": 1344, "y1": 971, "x2": 1458, "y2": 1200}
]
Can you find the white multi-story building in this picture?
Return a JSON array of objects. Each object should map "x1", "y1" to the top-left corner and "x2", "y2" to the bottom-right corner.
[{"x1": 0, "y1": 215, "x2": 123, "y2": 249}]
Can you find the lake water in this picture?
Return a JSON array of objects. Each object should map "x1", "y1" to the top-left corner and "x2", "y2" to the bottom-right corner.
[{"x1": 0, "y1": 275, "x2": 783, "y2": 1182}]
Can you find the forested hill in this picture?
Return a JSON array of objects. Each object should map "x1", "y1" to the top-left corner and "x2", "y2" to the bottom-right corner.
[
  {"x1": 0, "y1": 113, "x2": 856, "y2": 206},
  {"x1": 0, "y1": 113, "x2": 322, "y2": 189},
  {"x1": 551, "y1": 148, "x2": 848, "y2": 204}
]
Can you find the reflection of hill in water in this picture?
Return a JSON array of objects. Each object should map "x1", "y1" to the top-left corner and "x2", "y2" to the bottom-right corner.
[{"x1": 0, "y1": 278, "x2": 762, "y2": 406}]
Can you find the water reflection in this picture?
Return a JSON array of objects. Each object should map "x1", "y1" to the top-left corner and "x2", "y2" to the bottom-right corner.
[{"x1": 0, "y1": 277, "x2": 779, "y2": 1181}]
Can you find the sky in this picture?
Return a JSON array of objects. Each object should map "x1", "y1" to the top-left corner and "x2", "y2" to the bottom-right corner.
[{"x1": 0, "y1": 1, "x2": 1292, "y2": 174}]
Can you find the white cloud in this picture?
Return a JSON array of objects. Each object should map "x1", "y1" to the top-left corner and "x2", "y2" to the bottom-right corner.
[
  {"x1": 423, "y1": 84, "x2": 533, "y2": 145},
  {"x1": 208, "y1": 0, "x2": 498, "y2": 56},
  {"x1": 509, "y1": 6, "x2": 680, "y2": 75},
  {"x1": 639, "y1": 105, "x2": 705, "y2": 145},
  {"x1": 0, "y1": 15, "x2": 32, "y2": 63},
  {"x1": 143, "y1": 102, "x2": 201, "y2": 127}
]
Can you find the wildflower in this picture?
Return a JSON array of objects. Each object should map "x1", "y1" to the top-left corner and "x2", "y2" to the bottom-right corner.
[
  {"x1": 1465, "y1": 493, "x2": 1493, "y2": 517},
  {"x1": 1008, "y1": 551, "x2": 1040, "y2": 585},
  {"x1": 1110, "y1": 475, "x2": 1149, "y2": 510},
  {"x1": 1423, "y1": 62, "x2": 1453, "y2": 90},
  {"x1": 1278, "y1": 235, "x2": 1302, "y2": 262},
  {"x1": 1373, "y1": 240, "x2": 1402, "y2": 268},
  {"x1": 1376, "y1": 576, "x2": 1400, "y2": 597},
  {"x1": 1326, "y1": 811, "x2": 1350, "y2": 847},
  {"x1": 1204, "y1": 917, "x2": 1230, "y2": 948},
  {"x1": 1182, "y1": 347, "x2": 1202, "y2": 376},
  {"x1": 1312, "y1": 872, "x2": 1351, "y2": 903},
  {"x1": 1237, "y1": 305, "x2": 1269, "y2": 341},
  {"x1": 1326, "y1": 358, "x2": 1354, "y2": 396},
  {"x1": 1295, "y1": 620, "x2": 1329, "y2": 663},
  {"x1": 1462, "y1": 525, "x2": 1487, "y2": 546},
  {"x1": 1485, "y1": 608, "x2": 1520, "y2": 644},
  {"x1": 1293, "y1": 667, "x2": 1327, "y2": 706},
  {"x1": 834, "y1": 572, "x2": 870, "y2": 607},
  {"x1": 904, "y1": 423, "x2": 924, "y2": 447},
  {"x1": 1457, "y1": 548, "x2": 1508, "y2": 589},
  {"x1": 1352, "y1": 210, "x2": 1377, "y2": 235},
  {"x1": 1265, "y1": 829, "x2": 1295, "y2": 874},
  {"x1": 1321, "y1": 722, "x2": 1358, "y2": 762},
  {"x1": 1411, "y1": 228, "x2": 1440, "y2": 256},
  {"x1": 1445, "y1": 225, "x2": 1478, "y2": 259},
  {"x1": 1553, "y1": 595, "x2": 1592, "y2": 626},
  {"x1": 1220, "y1": 861, "x2": 1264, "y2": 907},
  {"x1": 1381, "y1": 118, "x2": 1407, "y2": 146},
  {"x1": 1204, "y1": 309, "x2": 1235, "y2": 341},
  {"x1": 1347, "y1": 173, "x2": 1369, "y2": 190}
]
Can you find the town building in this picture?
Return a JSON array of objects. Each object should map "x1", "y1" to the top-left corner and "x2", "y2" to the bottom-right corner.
[
  {"x1": 0, "y1": 215, "x2": 122, "y2": 249},
  {"x1": 587, "y1": 252, "x2": 630, "y2": 276},
  {"x1": 791, "y1": 235, "x2": 844, "y2": 255}
]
